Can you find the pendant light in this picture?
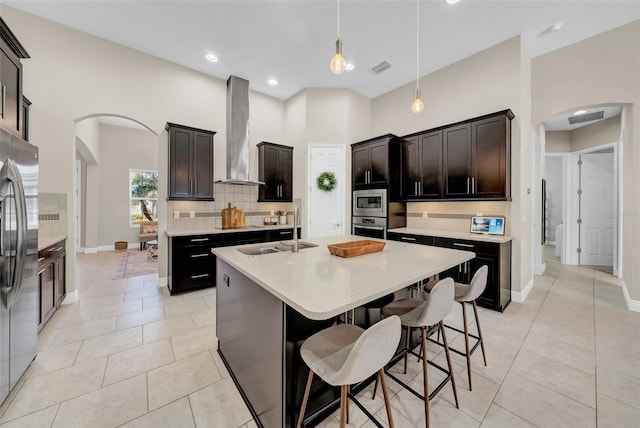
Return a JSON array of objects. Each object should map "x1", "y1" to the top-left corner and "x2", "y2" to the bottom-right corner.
[
  {"x1": 411, "y1": 0, "x2": 424, "y2": 113},
  {"x1": 330, "y1": 0, "x2": 346, "y2": 74}
]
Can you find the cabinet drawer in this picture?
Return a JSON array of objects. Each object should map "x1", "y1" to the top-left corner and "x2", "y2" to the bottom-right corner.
[
  {"x1": 387, "y1": 232, "x2": 433, "y2": 246},
  {"x1": 432, "y1": 237, "x2": 499, "y2": 256}
]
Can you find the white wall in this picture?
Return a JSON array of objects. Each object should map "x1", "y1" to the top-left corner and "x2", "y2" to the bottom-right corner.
[
  {"x1": 4, "y1": 6, "x2": 286, "y2": 291},
  {"x1": 97, "y1": 124, "x2": 158, "y2": 247},
  {"x1": 532, "y1": 20, "x2": 640, "y2": 304},
  {"x1": 370, "y1": 36, "x2": 534, "y2": 297}
]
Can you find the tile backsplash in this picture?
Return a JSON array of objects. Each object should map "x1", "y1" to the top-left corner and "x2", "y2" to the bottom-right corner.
[
  {"x1": 39, "y1": 192, "x2": 68, "y2": 237},
  {"x1": 406, "y1": 201, "x2": 511, "y2": 235},
  {"x1": 167, "y1": 183, "x2": 293, "y2": 231}
]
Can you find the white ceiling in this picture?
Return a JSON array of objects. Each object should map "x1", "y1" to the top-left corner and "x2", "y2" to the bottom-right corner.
[{"x1": 6, "y1": 1, "x2": 640, "y2": 100}]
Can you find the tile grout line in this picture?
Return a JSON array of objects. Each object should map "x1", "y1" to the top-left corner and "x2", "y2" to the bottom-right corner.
[
  {"x1": 49, "y1": 404, "x2": 61, "y2": 428},
  {"x1": 479, "y1": 268, "x2": 557, "y2": 426}
]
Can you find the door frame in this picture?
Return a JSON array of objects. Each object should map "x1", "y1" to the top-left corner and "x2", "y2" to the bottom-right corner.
[
  {"x1": 307, "y1": 144, "x2": 346, "y2": 237},
  {"x1": 561, "y1": 141, "x2": 620, "y2": 273}
]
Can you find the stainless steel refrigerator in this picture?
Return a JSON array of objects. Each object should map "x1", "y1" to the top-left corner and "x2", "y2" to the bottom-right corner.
[{"x1": 0, "y1": 128, "x2": 38, "y2": 405}]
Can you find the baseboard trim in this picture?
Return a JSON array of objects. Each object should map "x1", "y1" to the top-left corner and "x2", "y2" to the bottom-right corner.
[
  {"x1": 534, "y1": 262, "x2": 546, "y2": 276},
  {"x1": 511, "y1": 278, "x2": 534, "y2": 304},
  {"x1": 62, "y1": 290, "x2": 78, "y2": 304},
  {"x1": 85, "y1": 243, "x2": 140, "y2": 253},
  {"x1": 157, "y1": 276, "x2": 168, "y2": 287},
  {"x1": 547, "y1": 240, "x2": 556, "y2": 245},
  {"x1": 621, "y1": 281, "x2": 640, "y2": 312},
  {"x1": 83, "y1": 247, "x2": 98, "y2": 254}
]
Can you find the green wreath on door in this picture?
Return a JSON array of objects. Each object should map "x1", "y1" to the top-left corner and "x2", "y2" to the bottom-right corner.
[{"x1": 316, "y1": 171, "x2": 337, "y2": 192}]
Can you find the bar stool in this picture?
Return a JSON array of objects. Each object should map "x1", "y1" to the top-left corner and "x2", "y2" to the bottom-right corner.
[
  {"x1": 426, "y1": 265, "x2": 488, "y2": 391},
  {"x1": 296, "y1": 315, "x2": 401, "y2": 428},
  {"x1": 378, "y1": 278, "x2": 459, "y2": 428}
]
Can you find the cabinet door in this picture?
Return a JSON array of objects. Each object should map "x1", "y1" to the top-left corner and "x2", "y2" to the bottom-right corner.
[
  {"x1": 401, "y1": 136, "x2": 419, "y2": 198},
  {"x1": 39, "y1": 263, "x2": 55, "y2": 326},
  {"x1": 443, "y1": 124, "x2": 472, "y2": 198},
  {"x1": 55, "y1": 255, "x2": 66, "y2": 305},
  {"x1": 259, "y1": 144, "x2": 279, "y2": 200},
  {"x1": 277, "y1": 147, "x2": 292, "y2": 201},
  {"x1": 469, "y1": 255, "x2": 498, "y2": 308},
  {"x1": 352, "y1": 145, "x2": 370, "y2": 188},
  {"x1": 192, "y1": 131, "x2": 214, "y2": 200},
  {"x1": 0, "y1": 48, "x2": 20, "y2": 135},
  {"x1": 169, "y1": 127, "x2": 193, "y2": 199},
  {"x1": 369, "y1": 141, "x2": 388, "y2": 185},
  {"x1": 472, "y1": 115, "x2": 506, "y2": 198},
  {"x1": 419, "y1": 131, "x2": 443, "y2": 198}
]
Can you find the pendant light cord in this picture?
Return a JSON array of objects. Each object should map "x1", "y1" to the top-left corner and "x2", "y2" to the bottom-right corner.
[
  {"x1": 416, "y1": 0, "x2": 420, "y2": 90},
  {"x1": 337, "y1": 0, "x2": 341, "y2": 38}
]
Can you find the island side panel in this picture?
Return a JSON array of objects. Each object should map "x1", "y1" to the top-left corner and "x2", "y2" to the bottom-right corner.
[{"x1": 217, "y1": 258, "x2": 285, "y2": 428}]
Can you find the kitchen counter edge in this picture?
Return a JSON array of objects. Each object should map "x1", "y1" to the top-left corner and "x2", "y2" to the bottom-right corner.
[
  {"x1": 38, "y1": 235, "x2": 67, "y2": 251},
  {"x1": 388, "y1": 228, "x2": 512, "y2": 243},
  {"x1": 166, "y1": 224, "x2": 301, "y2": 237}
]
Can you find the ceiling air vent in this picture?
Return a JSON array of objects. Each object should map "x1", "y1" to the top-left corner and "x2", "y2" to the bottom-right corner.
[
  {"x1": 371, "y1": 61, "x2": 392, "y2": 74},
  {"x1": 568, "y1": 111, "x2": 604, "y2": 125}
]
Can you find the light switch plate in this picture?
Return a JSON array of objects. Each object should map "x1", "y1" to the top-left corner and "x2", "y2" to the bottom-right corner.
[
  {"x1": 190, "y1": 211, "x2": 195, "y2": 218},
  {"x1": 422, "y1": 212, "x2": 429, "y2": 218}
]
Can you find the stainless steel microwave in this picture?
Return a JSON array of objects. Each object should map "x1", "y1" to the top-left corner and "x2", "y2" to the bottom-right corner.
[{"x1": 352, "y1": 189, "x2": 387, "y2": 218}]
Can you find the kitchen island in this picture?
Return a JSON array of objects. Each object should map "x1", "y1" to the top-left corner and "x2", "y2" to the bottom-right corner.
[{"x1": 213, "y1": 235, "x2": 474, "y2": 427}]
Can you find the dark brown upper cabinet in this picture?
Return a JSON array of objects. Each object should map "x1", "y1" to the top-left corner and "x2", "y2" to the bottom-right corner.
[
  {"x1": 0, "y1": 18, "x2": 30, "y2": 138},
  {"x1": 351, "y1": 134, "x2": 402, "y2": 198},
  {"x1": 166, "y1": 123, "x2": 215, "y2": 201},
  {"x1": 443, "y1": 123, "x2": 473, "y2": 198},
  {"x1": 401, "y1": 130, "x2": 443, "y2": 199},
  {"x1": 257, "y1": 142, "x2": 293, "y2": 202}
]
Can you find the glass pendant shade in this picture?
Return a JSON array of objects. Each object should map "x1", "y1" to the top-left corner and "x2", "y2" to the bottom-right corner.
[
  {"x1": 411, "y1": 88, "x2": 424, "y2": 114},
  {"x1": 330, "y1": 39, "x2": 346, "y2": 74}
]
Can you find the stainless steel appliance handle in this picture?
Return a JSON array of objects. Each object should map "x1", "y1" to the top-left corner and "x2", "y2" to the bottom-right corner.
[
  {"x1": 453, "y1": 242, "x2": 474, "y2": 248},
  {"x1": 0, "y1": 160, "x2": 28, "y2": 309},
  {"x1": 353, "y1": 224, "x2": 384, "y2": 231}
]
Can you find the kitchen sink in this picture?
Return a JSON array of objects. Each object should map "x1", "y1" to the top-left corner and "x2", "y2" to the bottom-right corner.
[{"x1": 236, "y1": 241, "x2": 318, "y2": 256}]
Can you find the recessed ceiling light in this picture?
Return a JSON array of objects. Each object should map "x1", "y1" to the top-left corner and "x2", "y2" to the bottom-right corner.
[
  {"x1": 267, "y1": 79, "x2": 278, "y2": 86},
  {"x1": 573, "y1": 110, "x2": 588, "y2": 115},
  {"x1": 445, "y1": 0, "x2": 460, "y2": 4},
  {"x1": 205, "y1": 53, "x2": 218, "y2": 63},
  {"x1": 345, "y1": 63, "x2": 354, "y2": 71}
]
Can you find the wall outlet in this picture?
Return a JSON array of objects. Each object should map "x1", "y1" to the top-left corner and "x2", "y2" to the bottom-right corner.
[
  {"x1": 189, "y1": 211, "x2": 195, "y2": 218},
  {"x1": 173, "y1": 211, "x2": 180, "y2": 219},
  {"x1": 422, "y1": 212, "x2": 429, "y2": 218}
]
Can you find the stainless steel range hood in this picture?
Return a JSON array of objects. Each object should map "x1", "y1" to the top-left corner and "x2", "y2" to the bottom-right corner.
[{"x1": 216, "y1": 75, "x2": 264, "y2": 185}]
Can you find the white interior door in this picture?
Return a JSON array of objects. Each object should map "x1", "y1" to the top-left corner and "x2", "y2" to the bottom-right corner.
[
  {"x1": 308, "y1": 145, "x2": 344, "y2": 238},
  {"x1": 580, "y1": 152, "x2": 614, "y2": 266}
]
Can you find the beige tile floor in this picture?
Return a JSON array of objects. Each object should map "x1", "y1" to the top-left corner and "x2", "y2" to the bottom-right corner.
[{"x1": 0, "y1": 250, "x2": 638, "y2": 427}]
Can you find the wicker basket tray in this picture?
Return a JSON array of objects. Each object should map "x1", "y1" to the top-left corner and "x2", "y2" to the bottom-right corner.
[{"x1": 327, "y1": 240, "x2": 385, "y2": 258}]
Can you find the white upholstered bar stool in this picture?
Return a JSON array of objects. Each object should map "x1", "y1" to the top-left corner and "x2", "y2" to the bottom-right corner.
[
  {"x1": 378, "y1": 278, "x2": 459, "y2": 428},
  {"x1": 296, "y1": 315, "x2": 401, "y2": 428},
  {"x1": 426, "y1": 265, "x2": 488, "y2": 391}
]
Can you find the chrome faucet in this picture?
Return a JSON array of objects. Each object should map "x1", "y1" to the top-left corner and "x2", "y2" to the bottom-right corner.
[{"x1": 292, "y1": 205, "x2": 299, "y2": 253}]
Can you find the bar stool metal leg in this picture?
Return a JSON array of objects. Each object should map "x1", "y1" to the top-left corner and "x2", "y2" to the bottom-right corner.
[
  {"x1": 472, "y1": 301, "x2": 487, "y2": 365},
  {"x1": 461, "y1": 302, "x2": 473, "y2": 390},
  {"x1": 421, "y1": 327, "x2": 430, "y2": 428},
  {"x1": 439, "y1": 320, "x2": 459, "y2": 408}
]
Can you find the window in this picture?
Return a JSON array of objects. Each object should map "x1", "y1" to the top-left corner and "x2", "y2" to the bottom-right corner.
[{"x1": 129, "y1": 169, "x2": 158, "y2": 227}]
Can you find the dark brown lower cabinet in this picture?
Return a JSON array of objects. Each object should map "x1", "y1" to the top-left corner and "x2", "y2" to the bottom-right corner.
[
  {"x1": 38, "y1": 239, "x2": 66, "y2": 330},
  {"x1": 387, "y1": 232, "x2": 511, "y2": 311},
  {"x1": 168, "y1": 228, "x2": 301, "y2": 295}
]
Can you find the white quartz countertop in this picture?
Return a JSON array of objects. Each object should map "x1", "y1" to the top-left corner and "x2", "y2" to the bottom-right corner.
[
  {"x1": 389, "y1": 228, "x2": 513, "y2": 244},
  {"x1": 212, "y1": 235, "x2": 474, "y2": 320},
  {"x1": 166, "y1": 224, "x2": 300, "y2": 237},
  {"x1": 38, "y1": 235, "x2": 67, "y2": 251}
]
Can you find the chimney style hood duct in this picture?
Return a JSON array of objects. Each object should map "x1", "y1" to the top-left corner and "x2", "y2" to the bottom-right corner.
[{"x1": 216, "y1": 75, "x2": 264, "y2": 185}]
